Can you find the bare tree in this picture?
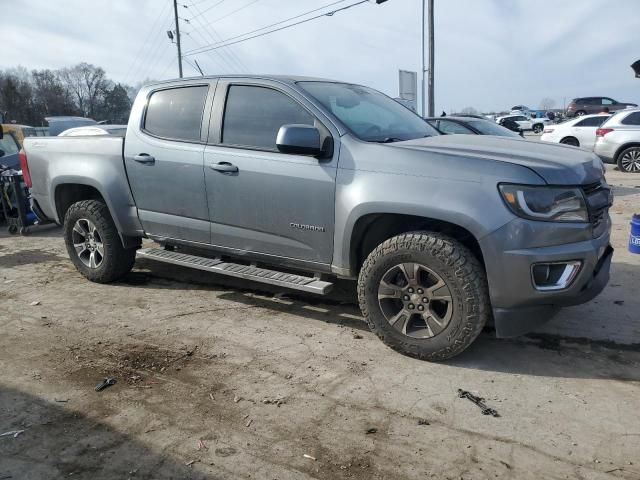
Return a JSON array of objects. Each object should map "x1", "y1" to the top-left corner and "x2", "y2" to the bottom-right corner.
[
  {"x1": 539, "y1": 97, "x2": 556, "y2": 111},
  {"x1": 460, "y1": 106, "x2": 480, "y2": 115},
  {"x1": 58, "y1": 63, "x2": 109, "y2": 118}
]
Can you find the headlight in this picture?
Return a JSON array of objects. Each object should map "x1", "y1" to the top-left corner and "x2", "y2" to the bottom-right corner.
[{"x1": 498, "y1": 184, "x2": 588, "y2": 222}]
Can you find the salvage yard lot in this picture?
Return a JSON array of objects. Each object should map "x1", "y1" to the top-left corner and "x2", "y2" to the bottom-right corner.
[{"x1": 1, "y1": 165, "x2": 639, "y2": 479}]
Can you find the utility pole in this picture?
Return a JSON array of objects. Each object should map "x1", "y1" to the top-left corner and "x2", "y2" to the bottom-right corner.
[
  {"x1": 173, "y1": 0, "x2": 183, "y2": 78},
  {"x1": 421, "y1": 0, "x2": 425, "y2": 117},
  {"x1": 427, "y1": 0, "x2": 434, "y2": 117}
]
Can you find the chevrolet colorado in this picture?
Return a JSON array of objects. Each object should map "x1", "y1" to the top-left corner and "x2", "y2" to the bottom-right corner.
[{"x1": 22, "y1": 75, "x2": 613, "y2": 360}]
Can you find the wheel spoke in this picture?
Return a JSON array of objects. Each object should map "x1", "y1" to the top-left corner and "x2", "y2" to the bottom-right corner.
[
  {"x1": 388, "y1": 309, "x2": 411, "y2": 334},
  {"x1": 378, "y1": 280, "x2": 402, "y2": 300},
  {"x1": 73, "y1": 221, "x2": 88, "y2": 237},
  {"x1": 89, "y1": 251, "x2": 97, "y2": 268},
  {"x1": 398, "y1": 263, "x2": 420, "y2": 285},
  {"x1": 423, "y1": 312, "x2": 446, "y2": 336},
  {"x1": 95, "y1": 242, "x2": 105, "y2": 257},
  {"x1": 73, "y1": 242, "x2": 87, "y2": 255},
  {"x1": 426, "y1": 279, "x2": 452, "y2": 302}
]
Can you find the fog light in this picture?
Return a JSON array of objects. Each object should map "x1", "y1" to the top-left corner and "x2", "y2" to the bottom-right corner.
[{"x1": 531, "y1": 261, "x2": 581, "y2": 291}]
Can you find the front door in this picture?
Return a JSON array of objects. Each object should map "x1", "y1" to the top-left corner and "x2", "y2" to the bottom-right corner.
[
  {"x1": 124, "y1": 82, "x2": 214, "y2": 243},
  {"x1": 203, "y1": 81, "x2": 338, "y2": 266}
]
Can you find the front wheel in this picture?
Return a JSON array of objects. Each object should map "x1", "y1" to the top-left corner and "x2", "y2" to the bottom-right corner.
[
  {"x1": 532, "y1": 123, "x2": 544, "y2": 134},
  {"x1": 63, "y1": 200, "x2": 137, "y2": 283},
  {"x1": 617, "y1": 147, "x2": 640, "y2": 173},
  {"x1": 357, "y1": 232, "x2": 490, "y2": 361}
]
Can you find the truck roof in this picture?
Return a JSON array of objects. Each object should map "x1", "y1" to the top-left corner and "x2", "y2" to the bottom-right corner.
[{"x1": 146, "y1": 74, "x2": 344, "y2": 87}]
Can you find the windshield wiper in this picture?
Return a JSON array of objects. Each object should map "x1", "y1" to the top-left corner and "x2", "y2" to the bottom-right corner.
[{"x1": 370, "y1": 137, "x2": 405, "y2": 143}]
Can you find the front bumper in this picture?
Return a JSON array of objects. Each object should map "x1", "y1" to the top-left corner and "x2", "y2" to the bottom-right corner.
[{"x1": 480, "y1": 218, "x2": 612, "y2": 337}]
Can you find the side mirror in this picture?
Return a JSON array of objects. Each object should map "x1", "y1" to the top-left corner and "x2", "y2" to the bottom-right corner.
[
  {"x1": 276, "y1": 125, "x2": 323, "y2": 156},
  {"x1": 0, "y1": 124, "x2": 3, "y2": 140}
]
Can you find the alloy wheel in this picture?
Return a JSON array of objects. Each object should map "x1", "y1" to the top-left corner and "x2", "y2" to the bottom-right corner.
[
  {"x1": 71, "y1": 218, "x2": 105, "y2": 268},
  {"x1": 377, "y1": 262, "x2": 453, "y2": 338},
  {"x1": 620, "y1": 148, "x2": 640, "y2": 173}
]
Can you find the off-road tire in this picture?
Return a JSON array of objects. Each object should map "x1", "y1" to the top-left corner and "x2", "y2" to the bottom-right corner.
[
  {"x1": 357, "y1": 232, "x2": 490, "y2": 361},
  {"x1": 63, "y1": 200, "x2": 137, "y2": 283}
]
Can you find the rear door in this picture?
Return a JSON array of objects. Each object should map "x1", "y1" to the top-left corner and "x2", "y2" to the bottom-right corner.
[
  {"x1": 124, "y1": 81, "x2": 216, "y2": 243},
  {"x1": 572, "y1": 115, "x2": 609, "y2": 150},
  {"x1": 203, "y1": 79, "x2": 339, "y2": 266}
]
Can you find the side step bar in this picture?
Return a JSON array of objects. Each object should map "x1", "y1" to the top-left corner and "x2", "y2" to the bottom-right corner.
[{"x1": 137, "y1": 248, "x2": 333, "y2": 295}]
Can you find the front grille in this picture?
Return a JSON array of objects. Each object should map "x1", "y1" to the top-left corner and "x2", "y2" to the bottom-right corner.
[{"x1": 581, "y1": 181, "x2": 611, "y2": 238}]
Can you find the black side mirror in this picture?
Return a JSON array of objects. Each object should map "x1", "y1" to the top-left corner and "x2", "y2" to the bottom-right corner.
[{"x1": 276, "y1": 125, "x2": 323, "y2": 156}]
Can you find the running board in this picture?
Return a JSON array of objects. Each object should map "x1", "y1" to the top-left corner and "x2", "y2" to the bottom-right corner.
[{"x1": 137, "y1": 248, "x2": 333, "y2": 295}]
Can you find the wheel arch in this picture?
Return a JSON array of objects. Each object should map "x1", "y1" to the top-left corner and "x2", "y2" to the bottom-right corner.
[
  {"x1": 560, "y1": 136, "x2": 580, "y2": 146},
  {"x1": 614, "y1": 142, "x2": 640, "y2": 162},
  {"x1": 54, "y1": 182, "x2": 141, "y2": 248},
  {"x1": 348, "y1": 213, "x2": 486, "y2": 276}
]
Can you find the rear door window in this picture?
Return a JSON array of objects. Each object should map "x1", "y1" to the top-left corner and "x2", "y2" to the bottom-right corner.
[
  {"x1": 435, "y1": 120, "x2": 474, "y2": 134},
  {"x1": 602, "y1": 98, "x2": 614, "y2": 105},
  {"x1": 575, "y1": 116, "x2": 609, "y2": 127},
  {"x1": 144, "y1": 85, "x2": 209, "y2": 141},
  {"x1": 621, "y1": 111, "x2": 640, "y2": 125},
  {"x1": 221, "y1": 85, "x2": 314, "y2": 150},
  {"x1": 0, "y1": 133, "x2": 20, "y2": 157}
]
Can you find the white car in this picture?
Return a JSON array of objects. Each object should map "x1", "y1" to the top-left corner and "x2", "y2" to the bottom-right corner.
[
  {"x1": 540, "y1": 114, "x2": 610, "y2": 150},
  {"x1": 496, "y1": 114, "x2": 550, "y2": 134},
  {"x1": 58, "y1": 125, "x2": 127, "y2": 137}
]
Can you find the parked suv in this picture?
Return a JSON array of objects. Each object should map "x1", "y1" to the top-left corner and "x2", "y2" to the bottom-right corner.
[
  {"x1": 594, "y1": 108, "x2": 640, "y2": 172},
  {"x1": 567, "y1": 97, "x2": 637, "y2": 117},
  {"x1": 23, "y1": 76, "x2": 613, "y2": 361}
]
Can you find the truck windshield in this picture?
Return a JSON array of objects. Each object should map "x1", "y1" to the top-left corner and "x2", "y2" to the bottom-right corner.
[{"x1": 298, "y1": 81, "x2": 439, "y2": 143}]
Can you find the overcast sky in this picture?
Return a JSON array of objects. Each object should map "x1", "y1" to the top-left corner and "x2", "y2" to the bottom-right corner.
[{"x1": 2, "y1": 0, "x2": 639, "y2": 112}]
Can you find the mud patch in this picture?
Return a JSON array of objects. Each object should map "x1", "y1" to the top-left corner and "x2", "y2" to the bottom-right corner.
[
  {"x1": 62, "y1": 342, "x2": 202, "y2": 385},
  {"x1": 0, "y1": 249, "x2": 63, "y2": 268}
]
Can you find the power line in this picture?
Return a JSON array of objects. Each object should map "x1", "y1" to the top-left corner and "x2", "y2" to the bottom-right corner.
[
  {"x1": 188, "y1": 0, "x2": 226, "y2": 20},
  {"x1": 186, "y1": 0, "x2": 348, "y2": 54},
  {"x1": 184, "y1": 0, "x2": 368, "y2": 57},
  {"x1": 123, "y1": 1, "x2": 171, "y2": 84},
  {"x1": 184, "y1": 0, "x2": 249, "y2": 72},
  {"x1": 187, "y1": 0, "x2": 261, "y2": 37}
]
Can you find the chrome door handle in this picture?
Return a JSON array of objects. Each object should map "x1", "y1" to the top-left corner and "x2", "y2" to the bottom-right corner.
[
  {"x1": 133, "y1": 154, "x2": 155, "y2": 165},
  {"x1": 209, "y1": 162, "x2": 238, "y2": 173}
]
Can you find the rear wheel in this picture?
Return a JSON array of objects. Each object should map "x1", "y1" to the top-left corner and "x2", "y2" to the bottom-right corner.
[
  {"x1": 63, "y1": 200, "x2": 137, "y2": 283},
  {"x1": 357, "y1": 232, "x2": 490, "y2": 361},
  {"x1": 575, "y1": 110, "x2": 587, "y2": 116},
  {"x1": 617, "y1": 146, "x2": 640, "y2": 173},
  {"x1": 560, "y1": 137, "x2": 579, "y2": 147}
]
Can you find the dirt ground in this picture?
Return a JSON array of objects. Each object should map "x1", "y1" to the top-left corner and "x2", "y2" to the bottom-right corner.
[{"x1": 1, "y1": 165, "x2": 639, "y2": 480}]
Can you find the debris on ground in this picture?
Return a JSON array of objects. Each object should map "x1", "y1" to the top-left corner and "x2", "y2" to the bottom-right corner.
[
  {"x1": 352, "y1": 332, "x2": 363, "y2": 339},
  {"x1": 417, "y1": 419, "x2": 430, "y2": 426},
  {"x1": 303, "y1": 454, "x2": 316, "y2": 461},
  {"x1": 245, "y1": 418, "x2": 253, "y2": 428},
  {"x1": 365, "y1": 428, "x2": 377, "y2": 434},
  {"x1": 30, "y1": 301, "x2": 40, "y2": 306},
  {"x1": 0, "y1": 430, "x2": 24, "y2": 438},
  {"x1": 233, "y1": 395, "x2": 241, "y2": 403},
  {"x1": 185, "y1": 460, "x2": 196, "y2": 466},
  {"x1": 457, "y1": 389, "x2": 500, "y2": 417},
  {"x1": 614, "y1": 300, "x2": 625, "y2": 305},
  {"x1": 95, "y1": 378, "x2": 117, "y2": 392},
  {"x1": 197, "y1": 439, "x2": 208, "y2": 451},
  {"x1": 262, "y1": 397, "x2": 286, "y2": 406}
]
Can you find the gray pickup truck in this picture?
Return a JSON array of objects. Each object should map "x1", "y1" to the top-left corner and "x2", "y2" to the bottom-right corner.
[{"x1": 22, "y1": 75, "x2": 613, "y2": 360}]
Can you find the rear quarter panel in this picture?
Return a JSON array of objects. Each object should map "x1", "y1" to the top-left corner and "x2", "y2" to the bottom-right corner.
[{"x1": 24, "y1": 136, "x2": 143, "y2": 236}]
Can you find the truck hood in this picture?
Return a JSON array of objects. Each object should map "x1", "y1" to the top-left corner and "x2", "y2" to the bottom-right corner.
[{"x1": 392, "y1": 134, "x2": 603, "y2": 185}]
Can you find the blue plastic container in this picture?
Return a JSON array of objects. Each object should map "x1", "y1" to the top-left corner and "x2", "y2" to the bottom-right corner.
[{"x1": 630, "y1": 214, "x2": 640, "y2": 254}]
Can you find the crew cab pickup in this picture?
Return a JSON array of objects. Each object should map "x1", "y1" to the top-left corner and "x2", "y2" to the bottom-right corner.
[{"x1": 22, "y1": 75, "x2": 613, "y2": 360}]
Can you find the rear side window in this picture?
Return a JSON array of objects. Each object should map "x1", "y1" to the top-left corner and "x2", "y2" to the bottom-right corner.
[
  {"x1": 222, "y1": 85, "x2": 314, "y2": 149},
  {"x1": 621, "y1": 112, "x2": 640, "y2": 125},
  {"x1": 575, "y1": 116, "x2": 609, "y2": 127},
  {"x1": 435, "y1": 120, "x2": 474, "y2": 134},
  {"x1": 144, "y1": 85, "x2": 208, "y2": 141}
]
